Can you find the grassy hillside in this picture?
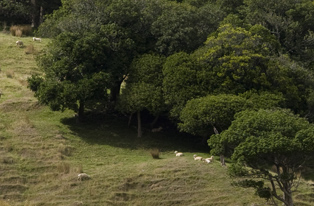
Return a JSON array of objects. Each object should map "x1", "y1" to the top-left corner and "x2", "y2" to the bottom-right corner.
[{"x1": 0, "y1": 32, "x2": 314, "y2": 206}]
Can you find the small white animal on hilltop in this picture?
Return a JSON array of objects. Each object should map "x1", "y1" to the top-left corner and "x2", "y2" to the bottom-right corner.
[
  {"x1": 33, "y1": 37, "x2": 41, "y2": 42},
  {"x1": 152, "y1": 126, "x2": 163, "y2": 132},
  {"x1": 174, "y1": 151, "x2": 184, "y2": 157},
  {"x1": 77, "y1": 173, "x2": 90, "y2": 181},
  {"x1": 193, "y1": 154, "x2": 203, "y2": 161},
  {"x1": 16, "y1": 40, "x2": 23, "y2": 47}
]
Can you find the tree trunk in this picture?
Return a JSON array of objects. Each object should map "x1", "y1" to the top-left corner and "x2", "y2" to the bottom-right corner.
[
  {"x1": 31, "y1": 0, "x2": 37, "y2": 28},
  {"x1": 78, "y1": 101, "x2": 85, "y2": 122},
  {"x1": 39, "y1": 6, "x2": 44, "y2": 25},
  {"x1": 213, "y1": 126, "x2": 226, "y2": 166},
  {"x1": 128, "y1": 113, "x2": 134, "y2": 127},
  {"x1": 2, "y1": 21, "x2": 7, "y2": 31},
  {"x1": 283, "y1": 190, "x2": 293, "y2": 206},
  {"x1": 110, "y1": 80, "x2": 123, "y2": 104},
  {"x1": 220, "y1": 155, "x2": 226, "y2": 166},
  {"x1": 150, "y1": 115, "x2": 159, "y2": 129},
  {"x1": 137, "y1": 111, "x2": 142, "y2": 138}
]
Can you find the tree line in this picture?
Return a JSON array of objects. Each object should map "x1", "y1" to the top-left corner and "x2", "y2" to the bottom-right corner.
[
  {"x1": 26, "y1": 0, "x2": 314, "y2": 205},
  {"x1": 0, "y1": 0, "x2": 61, "y2": 28}
]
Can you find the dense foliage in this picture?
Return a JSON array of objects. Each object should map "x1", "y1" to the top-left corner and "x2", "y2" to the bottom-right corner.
[
  {"x1": 0, "y1": 0, "x2": 61, "y2": 28},
  {"x1": 209, "y1": 109, "x2": 314, "y2": 205}
]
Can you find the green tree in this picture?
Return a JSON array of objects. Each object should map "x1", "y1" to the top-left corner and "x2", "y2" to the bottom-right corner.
[
  {"x1": 28, "y1": 30, "x2": 132, "y2": 120},
  {"x1": 179, "y1": 94, "x2": 249, "y2": 165},
  {"x1": 117, "y1": 54, "x2": 166, "y2": 137},
  {"x1": 151, "y1": 1, "x2": 224, "y2": 56},
  {"x1": 0, "y1": 0, "x2": 31, "y2": 26},
  {"x1": 162, "y1": 52, "x2": 203, "y2": 119},
  {"x1": 199, "y1": 24, "x2": 281, "y2": 94},
  {"x1": 243, "y1": 0, "x2": 314, "y2": 67},
  {"x1": 198, "y1": 24, "x2": 313, "y2": 113},
  {"x1": 179, "y1": 94, "x2": 248, "y2": 137},
  {"x1": 0, "y1": 0, "x2": 61, "y2": 28},
  {"x1": 209, "y1": 109, "x2": 314, "y2": 206}
]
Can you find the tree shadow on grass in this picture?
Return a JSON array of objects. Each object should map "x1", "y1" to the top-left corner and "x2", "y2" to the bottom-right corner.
[{"x1": 60, "y1": 112, "x2": 209, "y2": 154}]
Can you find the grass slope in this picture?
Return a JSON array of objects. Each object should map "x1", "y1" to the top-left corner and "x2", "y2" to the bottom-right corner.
[{"x1": 0, "y1": 32, "x2": 314, "y2": 206}]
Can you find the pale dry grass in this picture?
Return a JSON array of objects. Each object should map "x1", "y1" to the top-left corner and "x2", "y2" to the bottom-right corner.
[
  {"x1": 150, "y1": 148, "x2": 160, "y2": 159},
  {"x1": 10, "y1": 25, "x2": 32, "y2": 37},
  {"x1": 57, "y1": 162, "x2": 71, "y2": 174},
  {"x1": 6, "y1": 70, "x2": 15, "y2": 78},
  {"x1": 15, "y1": 29, "x2": 22, "y2": 37},
  {"x1": 25, "y1": 44, "x2": 37, "y2": 55},
  {"x1": 0, "y1": 200, "x2": 12, "y2": 206}
]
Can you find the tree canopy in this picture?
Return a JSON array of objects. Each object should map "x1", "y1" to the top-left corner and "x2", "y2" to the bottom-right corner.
[{"x1": 209, "y1": 109, "x2": 314, "y2": 205}]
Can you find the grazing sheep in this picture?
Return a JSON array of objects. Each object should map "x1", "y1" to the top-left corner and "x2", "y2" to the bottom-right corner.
[
  {"x1": 16, "y1": 40, "x2": 23, "y2": 47},
  {"x1": 203, "y1": 156, "x2": 214, "y2": 164},
  {"x1": 174, "y1": 151, "x2": 184, "y2": 157},
  {"x1": 193, "y1": 154, "x2": 203, "y2": 161},
  {"x1": 77, "y1": 173, "x2": 90, "y2": 181},
  {"x1": 205, "y1": 156, "x2": 214, "y2": 161},
  {"x1": 33, "y1": 37, "x2": 41, "y2": 42},
  {"x1": 152, "y1": 126, "x2": 163, "y2": 132}
]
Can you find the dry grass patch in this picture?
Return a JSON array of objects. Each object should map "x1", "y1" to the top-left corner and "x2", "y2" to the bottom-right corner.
[
  {"x1": 18, "y1": 79, "x2": 29, "y2": 87},
  {"x1": 10, "y1": 25, "x2": 32, "y2": 37},
  {"x1": 0, "y1": 200, "x2": 12, "y2": 206},
  {"x1": 6, "y1": 70, "x2": 15, "y2": 78},
  {"x1": 58, "y1": 144, "x2": 74, "y2": 157},
  {"x1": 25, "y1": 44, "x2": 37, "y2": 55},
  {"x1": 57, "y1": 162, "x2": 71, "y2": 174},
  {"x1": 15, "y1": 29, "x2": 22, "y2": 37},
  {"x1": 150, "y1": 148, "x2": 160, "y2": 159}
]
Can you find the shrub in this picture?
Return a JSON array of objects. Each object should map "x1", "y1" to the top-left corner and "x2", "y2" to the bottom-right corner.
[
  {"x1": 10, "y1": 25, "x2": 32, "y2": 36},
  {"x1": 15, "y1": 29, "x2": 22, "y2": 37},
  {"x1": 150, "y1": 148, "x2": 160, "y2": 159},
  {"x1": 57, "y1": 162, "x2": 71, "y2": 174},
  {"x1": 25, "y1": 44, "x2": 36, "y2": 55},
  {"x1": 6, "y1": 70, "x2": 15, "y2": 78},
  {"x1": 58, "y1": 144, "x2": 73, "y2": 156}
]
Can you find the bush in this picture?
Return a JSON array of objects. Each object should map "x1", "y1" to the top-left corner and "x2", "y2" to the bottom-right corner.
[
  {"x1": 150, "y1": 148, "x2": 160, "y2": 159},
  {"x1": 6, "y1": 70, "x2": 15, "y2": 78},
  {"x1": 10, "y1": 25, "x2": 32, "y2": 36},
  {"x1": 25, "y1": 44, "x2": 36, "y2": 55}
]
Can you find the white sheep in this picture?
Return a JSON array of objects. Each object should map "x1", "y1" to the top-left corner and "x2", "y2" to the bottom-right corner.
[
  {"x1": 174, "y1": 151, "x2": 184, "y2": 157},
  {"x1": 152, "y1": 126, "x2": 163, "y2": 132},
  {"x1": 193, "y1": 154, "x2": 203, "y2": 161},
  {"x1": 77, "y1": 173, "x2": 90, "y2": 181},
  {"x1": 205, "y1": 156, "x2": 214, "y2": 161},
  {"x1": 33, "y1": 37, "x2": 41, "y2": 42},
  {"x1": 16, "y1": 40, "x2": 23, "y2": 47},
  {"x1": 203, "y1": 156, "x2": 214, "y2": 164}
]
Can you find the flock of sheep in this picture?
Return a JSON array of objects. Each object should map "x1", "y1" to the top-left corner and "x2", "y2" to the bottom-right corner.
[
  {"x1": 16, "y1": 37, "x2": 41, "y2": 47},
  {"x1": 174, "y1": 151, "x2": 214, "y2": 164},
  {"x1": 77, "y1": 152, "x2": 214, "y2": 181}
]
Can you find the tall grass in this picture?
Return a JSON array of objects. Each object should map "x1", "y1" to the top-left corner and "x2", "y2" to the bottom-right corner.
[
  {"x1": 10, "y1": 25, "x2": 33, "y2": 37},
  {"x1": 25, "y1": 44, "x2": 37, "y2": 55}
]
